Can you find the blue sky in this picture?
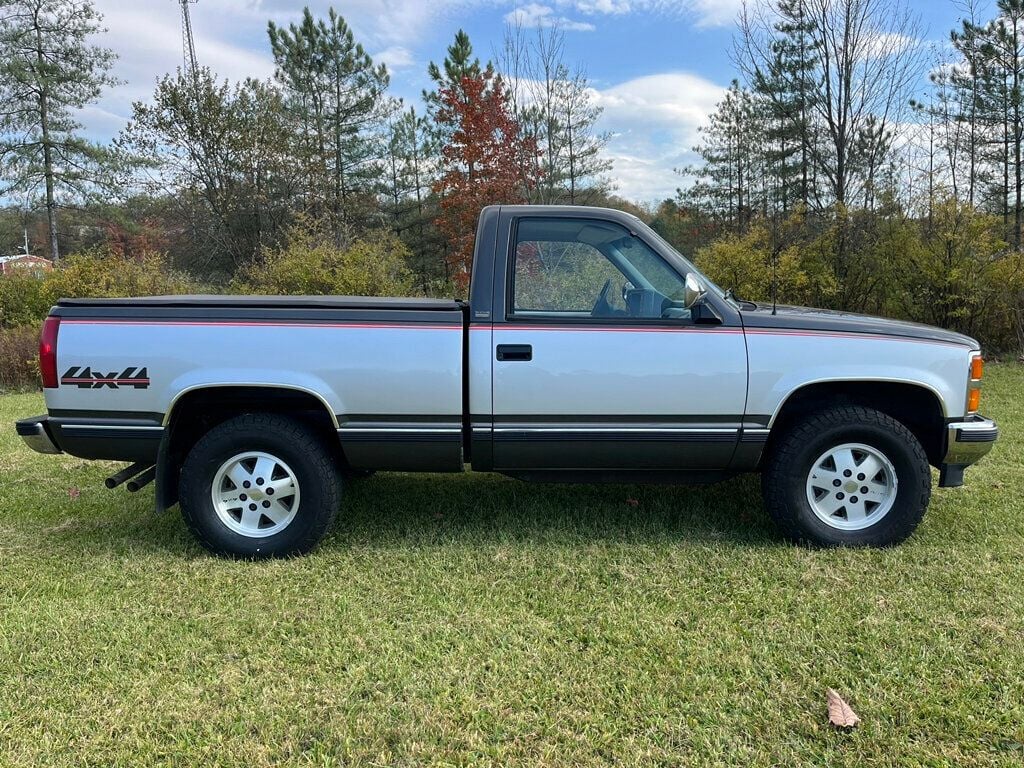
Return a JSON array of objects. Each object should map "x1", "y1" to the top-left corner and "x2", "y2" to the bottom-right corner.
[{"x1": 87, "y1": 0, "x2": 973, "y2": 202}]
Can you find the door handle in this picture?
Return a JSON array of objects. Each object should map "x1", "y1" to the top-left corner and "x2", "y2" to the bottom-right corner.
[{"x1": 496, "y1": 344, "x2": 532, "y2": 361}]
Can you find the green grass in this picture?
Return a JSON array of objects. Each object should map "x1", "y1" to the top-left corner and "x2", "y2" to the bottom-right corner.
[{"x1": 1, "y1": 368, "x2": 1022, "y2": 767}]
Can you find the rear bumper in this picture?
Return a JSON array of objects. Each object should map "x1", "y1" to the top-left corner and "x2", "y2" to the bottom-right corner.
[
  {"x1": 15, "y1": 416, "x2": 62, "y2": 455},
  {"x1": 15, "y1": 414, "x2": 163, "y2": 462},
  {"x1": 938, "y1": 414, "x2": 998, "y2": 487}
]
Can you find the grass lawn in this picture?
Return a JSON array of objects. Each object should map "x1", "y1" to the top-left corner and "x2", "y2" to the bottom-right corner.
[{"x1": 0, "y1": 367, "x2": 1022, "y2": 767}]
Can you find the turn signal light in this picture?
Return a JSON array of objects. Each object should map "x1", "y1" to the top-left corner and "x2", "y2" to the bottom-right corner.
[
  {"x1": 970, "y1": 356, "x2": 984, "y2": 380},
  {"x1": 967, "y1": 388, "x2": 981, "y2": 413}
]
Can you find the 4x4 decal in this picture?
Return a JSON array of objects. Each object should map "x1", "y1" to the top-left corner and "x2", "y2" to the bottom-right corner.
[{"x1": 60, "y1": 366, "x2": 150, "y2": 389}]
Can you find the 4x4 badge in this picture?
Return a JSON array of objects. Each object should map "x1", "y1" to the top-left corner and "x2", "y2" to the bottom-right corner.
[{"x1": 60, "y1": 366, "x2": 150, "y2": 389}]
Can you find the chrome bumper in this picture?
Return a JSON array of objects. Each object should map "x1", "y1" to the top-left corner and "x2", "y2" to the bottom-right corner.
[
  {"x1": 15, "y1": 416, "x2": 62, "y2": 455},
  {"x1": 943, "y1": 415, "x2": 999, "y2": 465}
]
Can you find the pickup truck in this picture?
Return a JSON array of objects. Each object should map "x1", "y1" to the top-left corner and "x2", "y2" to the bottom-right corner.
[{"x1": 16, "y1": 205, "x2": 998, "y2": 557}]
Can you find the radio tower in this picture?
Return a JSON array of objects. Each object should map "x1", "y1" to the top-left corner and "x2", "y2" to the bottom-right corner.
[{"x1": 175, "y1": 0, "x2": 199, "y2": 78}]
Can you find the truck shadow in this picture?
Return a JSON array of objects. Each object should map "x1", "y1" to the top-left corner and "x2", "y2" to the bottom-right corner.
[
  {"x1": 323, "y1": 471, "x2": 777, "y2": 550},
  {"x1": 47, "y1": 470, "x2": 778, "y2": 555}
]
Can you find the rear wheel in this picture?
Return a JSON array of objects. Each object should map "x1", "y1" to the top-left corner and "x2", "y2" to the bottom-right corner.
[
  {"x1": 179, "y1": 413, "x2": 341, "y2": 558},
  {"x1": 762, "y1": 406, "x2": 931, "y2": 547}
]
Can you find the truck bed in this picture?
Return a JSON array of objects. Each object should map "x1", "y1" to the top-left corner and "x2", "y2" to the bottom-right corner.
[{"x1": 45, "y1": 293, "x2": 467, "y2": 473}]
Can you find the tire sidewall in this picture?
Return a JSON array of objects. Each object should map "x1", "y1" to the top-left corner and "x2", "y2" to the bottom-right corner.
[
  {"x1": 180, "y1": 419, "x2": 337, "y2": 557},
  {"x1": 776, "y1": 419, "x2": 927, "y2": 546}
]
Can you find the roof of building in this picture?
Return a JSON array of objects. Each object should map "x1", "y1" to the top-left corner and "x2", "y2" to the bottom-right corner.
[{"x1": 0, "y1": 254, "x2": 51, "y2": 264}]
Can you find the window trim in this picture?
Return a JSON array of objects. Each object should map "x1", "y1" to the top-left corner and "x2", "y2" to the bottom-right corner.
[{"x1": 505, "y1": 215, "x2": 698, "y2": 327}]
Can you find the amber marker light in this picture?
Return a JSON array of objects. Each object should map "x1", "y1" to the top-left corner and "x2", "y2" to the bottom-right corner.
[
  {"x1": 968, "y1": 388, "x2": 981, "y2": 413},
  {"x1": 971, "y1": 356, "x2": 984, "y2": 381}
]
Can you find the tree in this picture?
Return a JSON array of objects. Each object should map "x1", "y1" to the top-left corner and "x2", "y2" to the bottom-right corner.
[
  {"x1": 500, "y1": 20, "x2": 612, "y2": 204},
  {"x1": 268, "y1": 6, "x2": 390, "y2": 239},
  {"x1": 122, "y1": 69, "x2": 294, "y2": 275},
  {"x1": 382, "y1": 104, "x2": 446, "y2": 293},
  {"x1": 425, "y1": 29, "x2": 482, "y2": 112},
  {"x1": 738, "y1": 0, "x2": 924, "y2": 267},
  {"x1": 0, "y1": 0, "x2": 118, "y2": 262},
  {"x1": 433, "y1": 68, "x2": 539, "y2": 290},
  {"x1": 749, "y1": 0, "x2": 819, "y2": 213},
  {"x1": 681, "y1": 81, "x2": 768, "y2": 234}
]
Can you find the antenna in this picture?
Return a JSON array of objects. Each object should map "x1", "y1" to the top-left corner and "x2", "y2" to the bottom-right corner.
[
  {"x1": 174, "y1": 0, "x2": 199, "y2": 78},
  {"x1": 771, "y1": 247, "x2": 778, "y2": 315}
]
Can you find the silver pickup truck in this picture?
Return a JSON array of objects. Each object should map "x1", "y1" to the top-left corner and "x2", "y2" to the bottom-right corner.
[{"x1": 16, "y1": 206, "x2": 998, "y2": 557}]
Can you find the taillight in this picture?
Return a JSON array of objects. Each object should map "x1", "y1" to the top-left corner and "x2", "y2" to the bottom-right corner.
[{"x1": 39, "y1": 316, "x2": 60, "y2": 388}]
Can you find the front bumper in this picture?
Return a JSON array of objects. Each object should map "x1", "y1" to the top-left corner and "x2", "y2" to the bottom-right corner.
[
  {"x1": 938, "y1": 414, "x2": 998, "y2": 487},
  {"x1": 15, "y1": 416, "x2": 62, "y2": 455}
]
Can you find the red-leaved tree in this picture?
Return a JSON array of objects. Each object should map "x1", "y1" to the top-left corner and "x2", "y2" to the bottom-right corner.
[{"x1": 433, "y1": 68, "x2": 539, "y2": 291}]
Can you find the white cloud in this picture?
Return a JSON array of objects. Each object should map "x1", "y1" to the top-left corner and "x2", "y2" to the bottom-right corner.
[
  {"x1": 569, "y1": 0, "x2": 743, "y2": 28},
  {"x1": 505, "y1": 3, "x2": 596, "y2": 32},
  {"x1": 375, "y1": 46, "x2": 417, "y2": 71},
  {"x1": 683, "y1": 0, "x2": 744, "y2": 28},
  {"x1": 591, "y1": 72, "x2": 726, "y2": 201},
  {"x1": 88, "y1": 0, "x2": 276, "y2": 140},
  {"x1": 863, "y1": 31, "x2": 920, "y2": 59}
]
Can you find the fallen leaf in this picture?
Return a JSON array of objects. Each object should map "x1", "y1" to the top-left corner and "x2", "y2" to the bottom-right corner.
[
  {"x1": 625, "y1": 498, "x2": 639, "y2": 507},
  {"x1": 826, "y1": 688, "x2": 860, "y2": 729},
  {"x1": 67, "y1": 487, "x2": 80, "y2": 500}
]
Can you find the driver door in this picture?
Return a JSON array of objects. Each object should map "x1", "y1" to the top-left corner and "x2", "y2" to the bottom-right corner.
[{"x1": 490, "y1": 215, "x2": 748, "y2": 471}]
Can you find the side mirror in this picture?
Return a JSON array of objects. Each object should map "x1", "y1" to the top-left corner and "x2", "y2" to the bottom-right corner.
[{"x1": 684, "y1": 272, "x2": 706, "y2": 308}]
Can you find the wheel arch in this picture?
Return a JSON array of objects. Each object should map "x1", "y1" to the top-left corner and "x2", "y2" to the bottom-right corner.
[
  {"x1": 766, "y1": 379, "x2": 947, "y2": 467},
  {"x1": 155, "y1": 384, "x2": 342, "y2": 512}
]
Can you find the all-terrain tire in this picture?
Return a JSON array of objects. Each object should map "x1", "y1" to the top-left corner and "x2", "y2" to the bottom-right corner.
[
  {"x1": 179, "y1": 413, "x2": 341, "y2": 558},
  {"x1": 762, "y1": 406, "x2": 931, "y2": 547}
]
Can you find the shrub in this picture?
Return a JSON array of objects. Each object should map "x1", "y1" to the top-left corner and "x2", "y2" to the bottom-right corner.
[
  {"x1": 236, "y1": 224, "x2": 416, "y2": 297},
  {"x1": 1, "y1": 247, "x2": 199, "y2": 331},
  {"x1": 0, "y1": 273, "x2": 50, "y2": 329},
  {"x1": 0, "y1": 325, "x2": 40, "y2": 391},
  {"x1": 694, "y1": 221, "x2": 829, "y2": 307},
  {"x1": 39, "y1": 247, "x2": 198, "y2": 307}
]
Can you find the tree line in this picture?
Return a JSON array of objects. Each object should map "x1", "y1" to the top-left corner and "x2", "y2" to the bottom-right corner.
[
  {"x1": 660, "y1": 0, "x2": 1024, "y2": 352},
  {"x1": 2, "y1": 0, "x2": 1024, "y2": 355},
  {"x1": 0, "y1": 0, "x2": 613, "y2": 291}
]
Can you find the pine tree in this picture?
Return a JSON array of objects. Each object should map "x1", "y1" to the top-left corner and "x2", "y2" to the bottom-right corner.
[
  {"x1": 0, "y1": 0, "x2": 118, "y2": 262},
  {"x1": 268, "y1": 6, "x2": 389, "y2": 239},
  {"x1": 681, "y1": 82, "x2": 766, "y2": 234},
  {"x1": 750, "y1": 0, "x2": 819, "y2": 213},
  {"x1": 425, "y1": 30, "x2": 482, "y2": 109},
  {"x1": 382, "y1": 104, "x2": 445, "y2": 292}
]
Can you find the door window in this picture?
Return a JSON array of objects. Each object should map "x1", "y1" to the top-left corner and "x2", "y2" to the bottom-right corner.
[{"x1": 510, "y1": 217, "x2": 690, "y2": 321}]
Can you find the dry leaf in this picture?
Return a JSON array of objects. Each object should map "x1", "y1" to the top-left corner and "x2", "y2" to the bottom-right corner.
[
  {"x1": 625, "y1": 498, "x2": 639, "y2": 507},
  {"x1": 826, "y1": 688, "x2": 860, "y2": 729},
  {"x1": 67, "y1": 487, "x2": 81, "y2": 500}
]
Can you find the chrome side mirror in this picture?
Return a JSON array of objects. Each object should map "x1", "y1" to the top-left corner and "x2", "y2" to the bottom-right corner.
[{"x1": 684, "y1": 272, "x2": 706, "y2": 308}]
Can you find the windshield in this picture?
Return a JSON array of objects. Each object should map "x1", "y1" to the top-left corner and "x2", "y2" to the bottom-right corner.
[{"x1": 629, "y1": 217, "x2": 733, "y2": 304}]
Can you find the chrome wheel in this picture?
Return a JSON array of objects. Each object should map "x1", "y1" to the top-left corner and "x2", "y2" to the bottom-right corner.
[
  {"x1": 805, "y1": 442, "x2": 897, "y2": 531},
  {"x1": 211, "y1": 451, "x2": 300, "y2": 538}
]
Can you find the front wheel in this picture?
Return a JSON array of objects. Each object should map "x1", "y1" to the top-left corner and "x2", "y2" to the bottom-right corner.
[
  {"x1": 179, "y1": 413, "x2": 341, "y2": 558},
  {"x1": 762, "y1": 406, "x2": 931, "y2": 547}
]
